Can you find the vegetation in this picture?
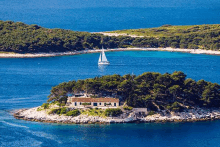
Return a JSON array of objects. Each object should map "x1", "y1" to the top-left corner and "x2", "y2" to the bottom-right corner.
[
  {"x1": 81, "y1": 108, "x2": 106, "y2": 117},
  {"x1": 48, "y1": 107, "x2": 67, "y2": 115},
  {"x1": 41, "y1": 103, "x2": 49, "y2": 109},
  {"x1": 104, "y1": 108, "x2": 123, "y2": 117},
  {"x1": 0, "y1": 21, "x2": 220, "y2": 53},
  {"x1": 148, "y1": 111, "x2": 156, "y2": 116},
  {"x1": 123, "y1": 106, "x2": 133, "y2": 110},
  {"x1": 112, "y1": 24, "x2": 220, "y2": 37},
  {"x1": 81, "y1": 102, "x2": 91, "y2": 107},
  {"x1": 66, "y1": 109, "x2": 80, "y2": 116},
  {"x1": 48, "y1": 71, "x2": 220, "y2": 112}
]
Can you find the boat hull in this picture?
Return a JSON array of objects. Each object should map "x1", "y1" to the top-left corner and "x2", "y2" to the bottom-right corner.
[{"x1": 98, "y1": 62, "x2": 110, "y2": 65}]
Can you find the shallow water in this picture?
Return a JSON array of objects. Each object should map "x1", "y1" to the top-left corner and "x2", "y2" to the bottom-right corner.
[{"x1": 0, "y1": 51, "x2": 220, "y2": 146}]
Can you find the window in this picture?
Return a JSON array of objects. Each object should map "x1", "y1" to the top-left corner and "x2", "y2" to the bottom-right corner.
[
  {"x1": 75, "y1": 102, "x2": 77, "y2": 106},
  {"x1": 99, "y1": 103, "x2": 101, "y2": 105},
  {"x1": 93, "y1": 103, "x2": 97, "y2": 106},
  {"x1": 80, "y1": 102, "x2": 81, "y2": 105},
  {"x1": 114, "y1": 103, "x2": 116, "y2": 106}
]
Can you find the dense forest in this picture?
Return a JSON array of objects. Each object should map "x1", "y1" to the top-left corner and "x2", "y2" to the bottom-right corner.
[
  {"x1": 0, "y1": 21, "x2": 220, "y2": 53},
  {"x1": 48, "y1": 71, "x2": 220, "y2": 112}
]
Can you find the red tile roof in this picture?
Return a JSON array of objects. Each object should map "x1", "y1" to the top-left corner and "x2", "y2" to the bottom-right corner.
[{"x1": 71, "y1": 97, "x2": 119, "y2": 103}]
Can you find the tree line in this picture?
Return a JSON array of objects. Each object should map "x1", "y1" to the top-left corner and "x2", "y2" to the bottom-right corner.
[
  {"x1": 0, "y1": 21, "x2": 219, "y2": 53},
  {"x1": 48, "y1": 71, "x2": 220, "y2": 112}
]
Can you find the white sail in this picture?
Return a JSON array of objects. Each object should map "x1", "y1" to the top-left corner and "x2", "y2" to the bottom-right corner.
[
  {"x1": 101, "y1": 49, "x2": 108, "y2": 62},
  {"x1": 98, "y1": 53, "x2": 102, "y2": 62},
  {"x1": 98, "y1": 47, "x2": 110, "y2": 65}
]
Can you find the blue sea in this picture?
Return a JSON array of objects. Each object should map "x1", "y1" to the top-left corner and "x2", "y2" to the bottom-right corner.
[
  {"x1": 0, "y1": 51, "x2": 220, "y2": 147},
  {"x1": 0, "y1": 0, "x2": 220, "y2": 32},
  {"x1": 1, "y1": 0, "x2": 220, "y2": 146}
]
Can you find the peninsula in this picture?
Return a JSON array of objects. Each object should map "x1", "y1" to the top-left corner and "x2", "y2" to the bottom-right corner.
[
  {"x1": 14, "y1": 71, "x2": 220, "y2": 124},
  {"x1": 0, "y1": 21, "x2": 220, "y2": 58}
]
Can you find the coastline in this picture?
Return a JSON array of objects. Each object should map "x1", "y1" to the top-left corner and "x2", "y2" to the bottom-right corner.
[
  {"x1": 14, "y1": 107, "x2": 220, "y2": 124},
  {"x1": 0, "y1": 47, "x2": 220, "y2": 58}
]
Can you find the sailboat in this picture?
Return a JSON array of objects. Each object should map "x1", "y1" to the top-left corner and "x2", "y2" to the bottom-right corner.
[{"x1": 98, "y1": 47, "x2": 110, "y2": 65}]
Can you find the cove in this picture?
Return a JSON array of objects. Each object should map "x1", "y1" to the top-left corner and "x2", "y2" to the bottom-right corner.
[{"x1": 0, "y1": 51, "x2": 220, "y2": 146}]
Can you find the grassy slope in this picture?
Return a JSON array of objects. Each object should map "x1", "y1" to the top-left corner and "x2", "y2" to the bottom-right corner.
[{"x1": 110, "y1": 24, "x2": 220, "y2": 38}]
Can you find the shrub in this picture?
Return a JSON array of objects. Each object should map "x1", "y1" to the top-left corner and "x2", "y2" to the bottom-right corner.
[
  {"x1": 104, "y1": 108, "x2": 122, "y2": 117},
  {"x1": 58, "y1": 103, "x2": 65, "y2": 107},
  {"x1": 37, "y1": 107, "x2": 43, "y2": 111},
  {"x1": 148, "y1": 111, "x2": 156, "y2": 116},
  {"x1": 41, "y1": 103, "x2": 49, "y2": 109},
  {"x1": 166, "y1": 102, "x2": 184, "y2": 112},
  {"x1": 66, "y1": 109, "x2": 80, "y2": 117},
  {"x1": 48, "y1": 108, "x2": 67, "y2": 115},
  {"x1": 48, "y1": 108, "x2": 60, "y2": 115},
  {"x1": 123, "y1": 106, "x2": 133, "y2": 110},
  {"x1": 60, "y1": 107, "x2": 67, "y2": 114}
]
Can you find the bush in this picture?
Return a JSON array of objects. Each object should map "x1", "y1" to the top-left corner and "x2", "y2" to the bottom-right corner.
[
  {"x1": 123, "y1": 106, "x2": 133, "y2": 110},
  {"x1": 148, "y1": 111, "x2": 156, "y2": 116},
  {"x1": 66, "y1": 109, "x2": 80, "y2": 117},
  {"x1": 41, "y1": 103, "x2": 49, "y2": 109},
  {"x1": 166, "y1": 102, "x2": 184, "y2": 112},
  {"x1": 60, "y1": 107, "x2": 67, "y2": 114},
  {"x1": 104, "y1": 108, "x2": 122, "y2": 117},
  {"x1": 58, "y1": 103, "x2": 66, "y2": 107},
  {"x1": 48, "y1": 108, "x2": 60, "y2": 115}
]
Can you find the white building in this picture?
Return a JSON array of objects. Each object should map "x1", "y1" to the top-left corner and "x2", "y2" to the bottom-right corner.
[{"x1": 67, "y1": 97, "x2": 119, "y2": 108}]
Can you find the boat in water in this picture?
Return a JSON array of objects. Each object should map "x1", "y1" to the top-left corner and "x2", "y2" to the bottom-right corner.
[{"x1": 98, "y1": 48, "x2": 110, "y2": 65}]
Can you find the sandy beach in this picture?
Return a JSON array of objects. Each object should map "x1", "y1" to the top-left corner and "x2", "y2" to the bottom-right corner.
[
  {"x1": 14, "y1": 107, "x2": 220, "y2": 124},
  {"x1": 0, "y1": 47, "x2": 220, "y2": 58}
]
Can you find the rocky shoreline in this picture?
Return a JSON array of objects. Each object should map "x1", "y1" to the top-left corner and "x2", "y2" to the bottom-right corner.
[
  {"x1": 14, "y1": 107, "x2": 220, "y2": 124},
  {"x1": 1, "y1": 47, "x2": 220, "y2": 58}
]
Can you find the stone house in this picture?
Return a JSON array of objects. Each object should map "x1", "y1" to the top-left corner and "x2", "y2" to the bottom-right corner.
[{"x1": 67, "y1": 97, "x2": 119, "y2": 108}]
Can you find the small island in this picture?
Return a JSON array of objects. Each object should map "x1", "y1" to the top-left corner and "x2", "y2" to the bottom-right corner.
[{"x1": 14, "y1": 71, "x2": 220, "y2": 124}]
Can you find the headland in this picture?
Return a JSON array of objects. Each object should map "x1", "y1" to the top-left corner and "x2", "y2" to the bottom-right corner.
[{"x1": 1, "y1": 47, "x2": 220, "y2": 58}]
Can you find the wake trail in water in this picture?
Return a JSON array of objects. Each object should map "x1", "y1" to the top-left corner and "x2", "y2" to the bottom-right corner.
[{"x1": 0, "y1": 121, "x2": 29, "y2": 129}]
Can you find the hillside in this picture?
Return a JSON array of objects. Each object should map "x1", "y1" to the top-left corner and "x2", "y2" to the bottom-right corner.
[
  {"x1": 0, "y1": 21, "x2": 220, "y2": 53},
  {"x1": 110, "y1": 24, "x2": 220, "y2": 38},
  {"x1": 48, "y1": 71, "x2": 220, "y2": 112}
]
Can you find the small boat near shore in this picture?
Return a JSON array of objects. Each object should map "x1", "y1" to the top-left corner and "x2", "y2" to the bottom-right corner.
[{"x1": 98, "y1": 47, "x2": 110, "y2": 65}]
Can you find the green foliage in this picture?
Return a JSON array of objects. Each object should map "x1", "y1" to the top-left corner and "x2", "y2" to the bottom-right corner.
[
  {"x1": 48, "y1": 107, "x2": 67, "y2": 115},
  {"x1": 47, "y1": 71, "x2": 220, "y2": 111},
  {"x1": 48, "y1": 108, "x2": 60, "y2": 115},
  {"x1": 60, "y1": 107, "x2": 67, "y2": 114},
  {"x1": 58, "y1": 103, "x2": 66, "y2": 107},
  {"x1": 37, "y1": 107, "x2": 43, "y2": 111},
  {"x1": 166, "y1": 102, "x2": 184, "y2": 112},
  {"x1": 148, "y1": 111, "x2": 156, "y2": 116},
  {"x1": 41, "y1": 103, "x2": 49, "y2": 109},
  {"x1": 81, "y1": 108, "x2": 105, "y2": 117},
  {"x1": 1, "y1": 21, "x2": 220, "y2": 53},
  {"x1": 66, "y1": 109, "x2": 80, "y2": 116},
  {"x1": 104, "y1": 108, "x2": 122, "y2": 117},
  {"x1": 123, "y1": 106, "x2": 133, "y2": 110}
]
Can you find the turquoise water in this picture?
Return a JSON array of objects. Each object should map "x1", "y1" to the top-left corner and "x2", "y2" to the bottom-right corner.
[
  {"x1": 0, "y1": 51, "x2": 220, "y2": 146},
  {"x1": 0, "y1": 0, "x2": 220, "y2": 31}
]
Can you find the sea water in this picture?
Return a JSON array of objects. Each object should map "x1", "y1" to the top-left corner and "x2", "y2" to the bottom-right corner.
[
  {"x1": 0, "y1": 0, "x2": 220, "y2": 32},
  {"x1": 1, "y1": 0, "x2": 220, "y2": 146},
  {"x1": 0, "y1": 51, "x2": 220, "y2": 146}
]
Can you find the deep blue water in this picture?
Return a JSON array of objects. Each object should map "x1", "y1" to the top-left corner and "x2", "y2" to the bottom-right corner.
[
  {"x1": 0, "y1": 0, "x2": 220, "y2": 31},
  {"x1": 1, "y1": 0, "x2": 220, "y2": 146},
  {"x1": 0, "y1": 51, "x2": 220, "y2": 146}
]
